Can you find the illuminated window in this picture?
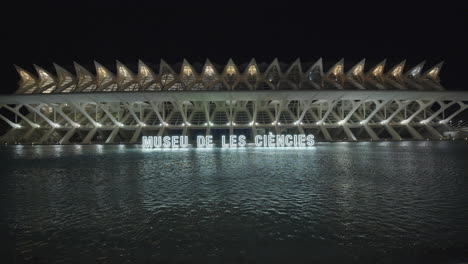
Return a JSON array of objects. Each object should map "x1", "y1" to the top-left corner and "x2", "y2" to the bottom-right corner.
[
  {"x1": 183, "y1": 66, "x2": 192, "y2": 76},
  {"x1": 248, "y1": 65, "x2": 257, "y2": 75},
  {"x1": 205, "y1": 65, "x2": 214, "y2": 76},
  {"x1": 373, "y1": 65, "x2": 383, "y2": 76},
  {"x1": 226, "y1": 65, "x2": 236, "y2": 75},
  {"x1": 20, "y1": 70, "x2": 32, "y2": 80},
  {"x1": 98, "y1": 67, "x2": 107, "y2": 77},
  {"x1": 140, "y1": 66, "x2": 148, "y2": 76},
  {"x1": 411, "y1": 67, "x2": 420, "y2": 76},
  {"x1": 428, "y1": 67, "x2": 439, "y2": 78},
  {"x1": 392, "y1": 66, "x2": 402, "y2": 76},
  {"x1": 333, "y1": 65, "x2": 342, "y2": 75},
  {"x1": 119, "y1": 66, "x2": 128, "y2": 77},
  {"x1": 353, "y1": 65, "x2": 363, "y2": 76},
  {"x1": 39, "y1": 70, "x2": 48, "y2": 78}
]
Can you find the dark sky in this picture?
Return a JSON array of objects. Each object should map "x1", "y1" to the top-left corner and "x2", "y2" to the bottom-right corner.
[{"x1": 2, "y1": 2, "x2": 467, "y2": 94}]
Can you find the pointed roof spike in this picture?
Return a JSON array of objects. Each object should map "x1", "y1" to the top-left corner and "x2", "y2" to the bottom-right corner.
[
  {"x1": 181, "y1": 59, "x2": 197, "y2": 76},
  {"x1": 33, "y1": 64, "x2": 56, "y2": 88},
  {"x1": 15, "y1": 65, "x2": 37, "y2": 81},
  {"x1": 136, "y1": 60, "x2": 157, "y2": 88},
  {"x1": 14, "y1": 65, "x2": 38, "y2": 93},
  {"x1": 346, "y1": 59, "x2": 366, "y2": 76},
  {"x1": 53, "y1": 63, "x2": 74, "y2": 77},
  {"x1": 327, "y1": 58, "x2": 344, "y2": 76},
  {"x1": 285, "y1": 58, "x2": 303, "y2": 75},
  {"x1": 368, "y1": 59, "x2": 386, "y2": 76},
  {"x1": 160, "y1": 59, "x2": 176, "y2": 74},
  {"x1": 223, "y1": 58, "x2": 239, "y2": 75},
  {"x1": 288, "y1": 58, "x2": 302, "y2": 68},
  {"x1": 245, "y1": 58, "x2": 259, "y2": 74},
  {"x1": 265, "y1": 58, "x2": 281, "y2": 72},
  {"x1": 73, "y1": 61, "x2": 95, "y2": 90},
  {"x1": 33, "y1": 64, "x2": 56, "y2": 79},
  {"x1": 406, "y1": 60, "x2": 426, "y2": 77},
  {"x1": 387, "y1": 59, "x2": 406, "y2": 77},
  {"x1": 423, "y1": 61, "x2": 444, "y2": 80},
  {"x1": 305, "y1": 58, "x2": 324, "y2": 76},
  {"x1": 202, "y1": 59, "x2": 218, "y2": 75},
  {"x1": 53, "y1": 63, "x2": 75, "y2": 82},
  {"x1": 94, "y1": 61, "x2": 115, "y2": 84},
  {"x1": 116, "y1": 60, "x2": 134, "y2": 78},
  {"x1": 138, "y1": 59, "x2": 154, "y2": 75},
  {"x1": 73, "y1": 61, "x2": 93, "y2": 76},
  {"x1": 263, "y1": 58, "x2": 283, "y2": 83}
]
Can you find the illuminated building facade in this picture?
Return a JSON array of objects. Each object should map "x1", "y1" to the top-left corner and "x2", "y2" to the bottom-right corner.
[{"x1": 1, "y1": 58, "x2": 467, "y2": 144}]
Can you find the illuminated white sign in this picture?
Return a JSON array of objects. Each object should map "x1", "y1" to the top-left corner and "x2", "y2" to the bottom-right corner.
[{"x1": 142, "y1": 134, "x2": 315, "y2": 148}]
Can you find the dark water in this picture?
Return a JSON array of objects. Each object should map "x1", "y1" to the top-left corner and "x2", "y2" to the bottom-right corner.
[{"x1": 2, "y1": 142, "x2": 468, "y2": 263}]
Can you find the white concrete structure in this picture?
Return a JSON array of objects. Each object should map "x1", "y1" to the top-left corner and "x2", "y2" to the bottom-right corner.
[{"x1": 1, "y1": 58, "x2": 467, "y2": 144}]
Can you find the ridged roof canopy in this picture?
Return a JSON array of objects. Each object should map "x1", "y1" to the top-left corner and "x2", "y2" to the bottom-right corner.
[{"x1": 14, "y1": 58, "x2": 444, "y2": 94}]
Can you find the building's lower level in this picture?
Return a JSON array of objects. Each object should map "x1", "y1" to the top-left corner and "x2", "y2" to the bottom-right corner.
[{"x1": 0, "y1": 90, "x2": 467, "y2": 144}]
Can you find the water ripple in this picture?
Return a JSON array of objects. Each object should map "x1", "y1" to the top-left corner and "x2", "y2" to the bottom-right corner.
[{"x1": 1, "y1": 142, "x2": 468, "y2": 263}]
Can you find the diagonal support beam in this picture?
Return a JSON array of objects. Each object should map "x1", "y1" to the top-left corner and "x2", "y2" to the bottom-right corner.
[{"x1": 82, "y1": 127, "x2": 98, "y2": 144}]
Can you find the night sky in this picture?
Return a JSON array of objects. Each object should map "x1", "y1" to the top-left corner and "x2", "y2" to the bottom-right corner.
[{"x1": 2, "y1": 2, "x2": 467, "y2": 94}]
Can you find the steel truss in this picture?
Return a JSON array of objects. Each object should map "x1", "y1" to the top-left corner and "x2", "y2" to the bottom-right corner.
[{"x1": 1, "y1": 97, "x2": 466, "y2": 144}]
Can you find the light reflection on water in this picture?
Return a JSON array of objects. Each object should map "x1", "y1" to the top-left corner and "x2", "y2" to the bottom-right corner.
[{"x1": 2, "y1": 141, "x2": 468, "y2": 263}]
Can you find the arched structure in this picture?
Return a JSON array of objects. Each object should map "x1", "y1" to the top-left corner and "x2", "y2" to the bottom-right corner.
[{"x1": 1, "y1": 58, "x2": 467, "y2": 144}]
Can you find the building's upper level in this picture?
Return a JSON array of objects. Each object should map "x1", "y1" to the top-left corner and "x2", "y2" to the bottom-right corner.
[{"x1": 14, "y1": 58, "x2": 444, "y2": 94}]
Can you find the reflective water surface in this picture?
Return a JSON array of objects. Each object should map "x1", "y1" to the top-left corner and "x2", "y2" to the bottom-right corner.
[{"x1": 2, "y1": 142, "x2": 468, "y2": 263}]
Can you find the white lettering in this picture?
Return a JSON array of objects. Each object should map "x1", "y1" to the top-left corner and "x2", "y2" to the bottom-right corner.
[
  {"x1": 142, "y1": 134, "x2": 315, "y2": 148},
  {"x1": 142, "y1": 136, "x2": 153, "y2": 148},
  {"x1": 197, "y1": 135, "x2": 206, "y2": 147},
  {"x1": 206, "y1": 135, "x2": 214, "y2": 148},
  {"x1": 255, "y1": 135, "x2": 263, "y2": 147},
  {"x1": 285, "y1": 135, "x2": 293, "y2": 147},
  {"x1": 230, "y1": 135, "x2": 237, "y2": 147},
  {"x1": 268, "y1": 134, "x2": 275, "y2": 147},
  {"x1": 154, "y1": 136, "x2": 162, "y2": 147},
  {"x1": 163, "y1": 136, "x2": 171, "y2": 148},
  {"x1": 171, "y1": 136, "x2": 179, "y2": 148},
  {"x1": 222, "y1": 135, "x2": 229, "y2": 148},
  {"x1": 180, "y1": 136, "x2": 188, "y2": 147},
  {"x1": 276, "y1": 135, "x2": 285, "y2": 147},
  {"x1": 306, "y1": 134, "x2": 315, "y2": 146},
  {"x1": 298, "y1": 134, "x2": 306, "y2": 147},
  {"x1": 238, "y1": 135, "x2": 246, "y2": 147}
]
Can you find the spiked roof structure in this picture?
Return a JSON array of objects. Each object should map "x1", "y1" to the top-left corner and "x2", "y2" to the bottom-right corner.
[{"x1": 14, "y1": 59, "x2": 444, "y2": 94}]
